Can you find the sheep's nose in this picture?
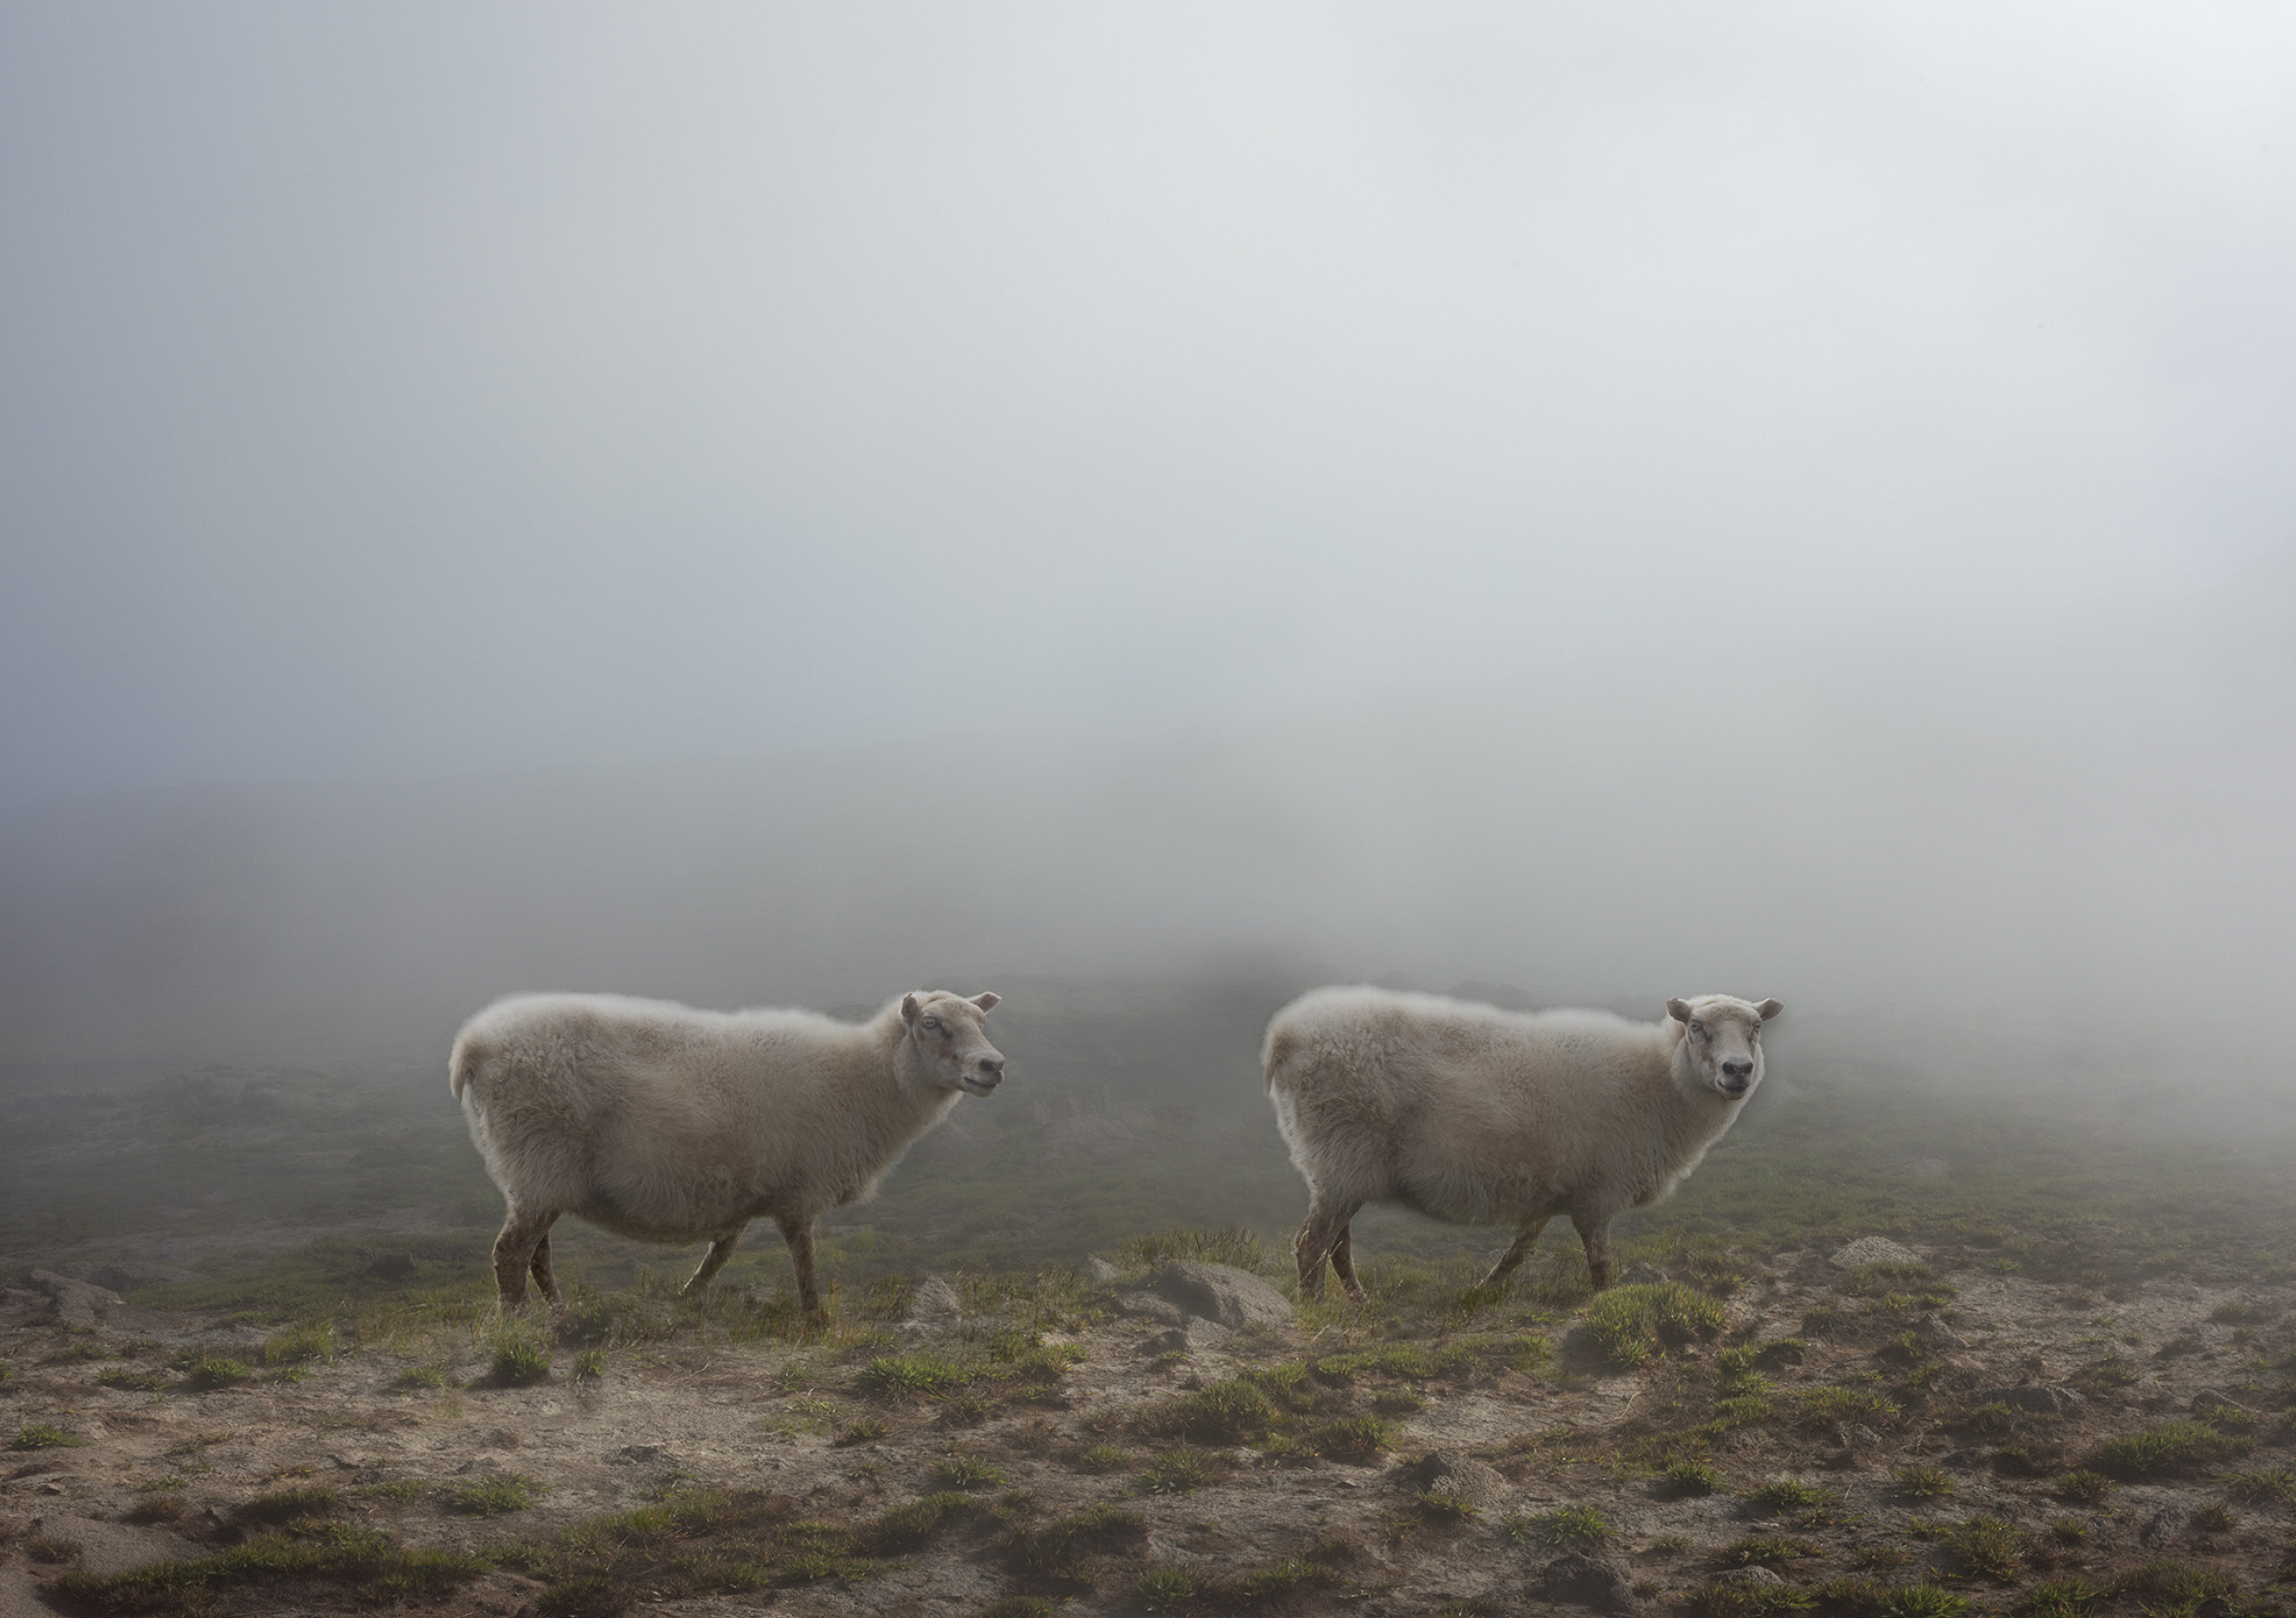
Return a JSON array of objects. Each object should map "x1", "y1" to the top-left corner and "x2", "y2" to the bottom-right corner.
[
  {"x1": 1721, "y1": 1059, "x2": 1753, "y2": 1080},
  {"x1": 977, "y1": 1055, "x2": 1005, "y2": 1080}
]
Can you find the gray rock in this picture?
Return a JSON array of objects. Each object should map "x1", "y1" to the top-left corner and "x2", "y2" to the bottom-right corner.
[
  {"x1": 1828, "y1": 1237, "x2": 1923, "y2": 1269},
  {"x1": 2190, "y1": 1389, "x2": 2254, "y2": 1417},
  {"x1": 1915, "y1": 1314, "x2": 1968, "y2": 1350},
  {"x1": 1977, "y1": 1384, "x2": 2084, "y2": 1416},
  {"x1": 1083, "y1": 1255, "x2": 1123, "y2": 1284},
  {"x1": 1410, "y1": 1449, "x2": 1506, "y2": 1508},
  {"x1": 1153, "y1": 1262, "x2": 1293, "y2": 1330},
  {"x1": 2140, "y1": 1508, "x2": 2184, "y2": 1549},
  {"x1": 1116, "y1": 1291, "x2": 1190, "y2": 1326},
  {"x1": 25, "y1": 1267, "x2": 122, "y2": 1330},
  {"x1": 1715, "y1": 1566, "x2": 1785, "y2": 1587},
  {"x1": 1541, "y1": 1552, "x2": 1641, "y2": 1614},
  {"x1": 1140, "y1": 1318, "x2": 1234, "y2": 1355}
]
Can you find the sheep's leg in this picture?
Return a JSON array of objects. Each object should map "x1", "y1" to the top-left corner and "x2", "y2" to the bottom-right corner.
[
  {"x1": 528, "y1": 1223, "x2": 563, "y2": 1306},
  {"x1": 1293, "y1": 1197, "x2": 1361, "y2": 1301},
  {"x1": 681, "y1": 1226, "x2": 744, "y2": 1296},
  {"x1": 1476, "y1": 1216, "x2": 1552, "y2": 1293},
  {"x1": 778, "y1": 1216, "x2": 824, "y2": 1317},
  {"x1": 491, "y1": 1208, "x2": 554, "y2": 1309},
  {"x1": 1329, "y1": 1224, "x2": 1367, "y2": 1303},
  {"x1": 1572, "y1": 1211, "x2": 1615, "y2": 1291}
]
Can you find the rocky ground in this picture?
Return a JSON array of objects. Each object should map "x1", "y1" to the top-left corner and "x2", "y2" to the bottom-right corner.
[{"x1": 2, "y1": 1235, "x2": 2292, "y2": 1618}]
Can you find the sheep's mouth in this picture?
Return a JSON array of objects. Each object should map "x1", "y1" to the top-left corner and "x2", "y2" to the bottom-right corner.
[
  {"x1": 1716, "y1": 1079, "x2": 1752, "y2": 1100},
  {"x1": 958, "y1": 1075, "x2": 1001, "y2": 1097}
]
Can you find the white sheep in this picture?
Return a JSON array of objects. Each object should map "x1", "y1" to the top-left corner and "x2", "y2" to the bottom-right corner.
[
  {"x1": 449, "y1": 989, "x2": 1006, "y2": 1314},
  {"x1": 1262, "y1": 988, "x2": 1780, "y2": 1298}
]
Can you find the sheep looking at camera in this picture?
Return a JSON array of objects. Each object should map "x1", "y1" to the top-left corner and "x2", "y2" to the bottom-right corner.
[
  {"x1": 450, "y1": 989, "x2": 1005, "y2": 1314},
  {"x1": 1262, "y1": 988, "x2": 1781, "y2": 1298}
]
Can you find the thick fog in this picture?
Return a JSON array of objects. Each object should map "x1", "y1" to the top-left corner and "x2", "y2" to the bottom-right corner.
[{"x1": 3, "y1": 6, "x2": 2291, "y2": 1075}]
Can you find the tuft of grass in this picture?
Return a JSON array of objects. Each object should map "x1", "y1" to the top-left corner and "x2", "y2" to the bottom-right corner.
[
  {"x1": 2082, "y1": 1421, "x2": 2252, "y2": 1480},
  {"x1": 96, "y1": 1368, "x2": 172, "y2": 1392},
  {"x1": 1305, "y1": 1414, "x2": 1393, "y2": 1462},
  {"x1": 10, "y1": 1424, "x2": 89, "y2": 1450},
  {"x1": 1688, "y1": 1577, "x2": 1816, "y2": 1617},
  {"x1": 1076, "y1": 1442, "x2": 1129, "y2": 1474},
  {"x1": 231, "y1": 1487, "x2": 343, "y2": 1527},
  {"x1": 442, "y1": 1473, "x2": 544, "y2": 1517},
  {"x1": 2223, "y1": 1465, "x2": 2295, "y2": 1506},
  {"x1": 978, "y1": 1600, "x2": 1061, "y2": 1618},
  {"x1": 1004, "y1": 1500, "x2": 1148, "y2": 1579},
  {"x1": 1139, "y1": 1379, "x2": 1276, "y2": 1444},
  {"x1": 485, "y1": 1319, "x2": 552, "y2": 1386},
  {"x1": 833, "y1": 1414, "x2": 889, "y2": 1447},
  {"x1": 184, "y1": 1357, "x2": 255, "y2": 1389},
  {"x1": 1143, "y1": 1445, "x2": 1229, "y2": 1495},
  {"x1": 1944, "y1": 1515, "x2": 2024, "y2": 1583},
  {"x1": 1881, "y1": 1587, "x2": 1971, "y2": 1618},
  {"x1": 1578, "y1": 1282, "x2": 1728, "y2": 1368},
  {"x1": 1800, "y1": 1386, "x2": 1900, "y2": 1429},
  {"x1": 1716, "y1": 1535, "x2": 1825, "y2": 1569},
  {"x1": 1115, "y1": 1226, "x2": 1277, "y2": 1274},
  {"x1": 856, "y1": 1352, "x2": 970, "y2": 1400},
  {"x1": 570, "y1": 1350, "x2": 607, "y2": 1382},
  {"x1": 1896, "y1": 1465, "x2": 1956, "y2": 1500},
  {"x1": 1524, "y1": 1505, "x2": 1615, "y2": 1550},
  {"x1": 1657, "y1": 1460, "x2": 1726, "y2": 1498},
  {"x1": 857, "y1": 1491, "x2": 980, "y2": 1552},
  {"x1": 2108, "y1": 1562, "x2": 2238, "y2": 1618},
  {"x1": 1134, "y1": 1565, "x2": 1206, "y2": 1611},
  {"x1": 2052, "y1": 1469, "x2": 2115, "y2": 1504},
  {"x1": 1236, "y1": 1559, "x2": 1341, "y2": 1602},
  {"x1": 391, "y1": 1365, "x2": 448, "y2": 1391},
  {"x1": 2014, "y1": 1579, "x2": 2101, "y2": 1618},
  {"x1": 261, "y1": 1324, "x2": 333, "y2": 1365},
  {"x1": 53, "y1": 1524, "x2": 486, "y2": 1612},
  {"x1": 1751, "y1": 1479, "x2": 1836, "y2": 1515},
  {"x1": 930, "y1": 1455, "x2": 1005, "y2": 1491}
]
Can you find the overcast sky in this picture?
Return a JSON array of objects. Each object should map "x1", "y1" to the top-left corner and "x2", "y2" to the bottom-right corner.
[{"x1": 4, "y1": 3, "x2": 2292, "y2": 803}]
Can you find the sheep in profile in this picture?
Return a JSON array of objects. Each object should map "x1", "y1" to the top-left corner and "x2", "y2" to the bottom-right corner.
[
  {"x1": 449, "y1": 989, "x2": 1006, "y2": 1314},
  {"x1": 1262, "y1": 988, "x2": 1781, "y2": 1299}
]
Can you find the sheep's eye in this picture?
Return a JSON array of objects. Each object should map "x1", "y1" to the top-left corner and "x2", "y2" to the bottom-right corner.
[
  {"x1": 921, "y1": 1015, "x2": 942, "y2": 1031},
  {"x1": 1689, "y1": 1021, "x2": 1705, "y2": 1037}
]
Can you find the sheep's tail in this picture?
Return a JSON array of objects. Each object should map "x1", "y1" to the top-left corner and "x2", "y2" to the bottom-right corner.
[
  {"x1": 448, "y1": 1031, "x2": 488, "y2": 1103},
  {"x1": 1261, "y1": 1024, "x2": 1298, "y2": 1093}
]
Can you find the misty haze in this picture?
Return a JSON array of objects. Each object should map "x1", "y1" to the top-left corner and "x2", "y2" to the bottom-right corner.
[{"x1": 3, "y1": 8, "x2": 2292, "y2": 1618}]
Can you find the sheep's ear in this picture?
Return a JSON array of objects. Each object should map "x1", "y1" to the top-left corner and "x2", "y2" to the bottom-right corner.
[
  {"x1": 901, "y1": 993, "x2": 922, "y2": 1025},
  {"x1": 1666, "y1": 998, "x2": 1694, "y2": 1023},
  {"x1": 971, "y1": 991, "x2": 1001, "y2": 1014},
  {"x1": 1756, "y1": 998, "x2": 1784, "y2": 1021}
]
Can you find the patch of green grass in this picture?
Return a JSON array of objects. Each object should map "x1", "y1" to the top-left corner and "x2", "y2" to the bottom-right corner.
[
  {"x1": 833, "y1": 1414, "x2": 889, "y2": 1446},
  {"x1": 570, "y1": 1350, "x2": 607, "y2": 1382},
  {"x1": 1004, "y1": 1500, "x2": 1148, "y2": 1578},
  {"x1": 1076, "y1": 1442, "x2": 1128, "y2": 1474},
  {"x1": 2223, "y1": 1465, "x2": 2295, "y2": 1506},
  {"x1": 231, "y1": 1487, "x2": 342, "y2": 1527},
  {"x1": 855, "y1": 1351, "x2": 970, "y2": 1400},
  {"x1": 1305, "y1": 1414, "x2": 1393, "y2": 1461},
  {"x1": 1799, "y1": 1385, "x2": 1900, "y2": 1428},
  {"x1": 261, "y1": 1324, "x2": 333, "y2": 1365},
  {"x1": 1880, "y1": 1587, "x2": 1970, "y2": 1618},
  {"x1": 2013, "y1": 1579, "x2": 2101, "y2": 1618},
  {"x1": 2052, "y1": 1469, "x2": 2115, "y2": 1504},
  {"x1": 391, "y1": 1365, "x2": 448, "y2": 1390},
  {"x1": 2082, "y1": 1421, "x2": 2252, "y2": 1480},
  {"x1": 1578, "y1": 1283, "x2": 1728, "y2": 1368},
  {"x1": 1944, "y1": 1515, "x2": 2024, "y2": 1583},
  {"x1": 1524, "y1": 1505, "x2": 1615, "y2": 1550},
  {"x1": 2108, "y1": 1562, "x2": 2238, "y2": 1618},
  {"x1": 1750, "y1": 1479, "x2": 1835, "y2": 1515},
  {"x1": 978, "y1": 1600, "x2": 1062, "y2": 1618},
  {"x1": 358, "y1": 1480, "x2": 430, "y2": 1503},
  {"x1": 1143, "y1": 1445, "x2": 1229, "y2": 1494},
  {"x1": 1715, "y1": 1535, "x2": 1825, "y2": 1568},
  {"x1": 485, "y1": 1318, "x2": 552, "y2": 1386},
  {"x1": 1138, "y1": 1378, "x2": 1277, "y2": 1444},
  {"x1": 857, "y1": 1491, "x2": 982, "y2": 1552},
  {"x1": 1134, "y1": 1564, "x2": 1206, "y2": 1611},
  {"x1": 930, "y1": 1455, "x2": 1005, "y2": 1491},
  {"x1": 1235, "y1": 1559, "x2": 1341, "y2": 1602},
  {"x1": 1115, "y1": 1226, "x2": 1278, "y2": 1274},
  {"x1": 183, "y1": 1356, "x2": 254, "y2": 1389},
  {"x1": 1657, "y1": 1460, "x2": 1726, "y2": 1498},
  {"x1": 442, "y1": 1472, "x2": 544, "y2": 1516},
  {"x1": 10, "y1": 1424, "x2": 88, "y2": 1450},
  {"x1": 52, "y1": 1524, "x2": 486, "y2": 1613},
  {"x1": 1896, "y1": 1465, "x2": 1956, "y2": 1500}
]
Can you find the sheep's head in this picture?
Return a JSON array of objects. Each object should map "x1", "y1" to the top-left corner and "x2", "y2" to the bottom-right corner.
[
  {"x1": 901, "y1": 989, "x2": 1006, "y2": 1096},
  {"x1": 1666, "y1": 994, "x2": 1782, "y2": 1101}
]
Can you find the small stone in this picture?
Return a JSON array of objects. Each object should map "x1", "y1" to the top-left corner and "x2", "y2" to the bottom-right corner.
[
  {"x1": 2140, "y1": 1508, "x2": 2184, "y2": 1549},
  {"x1": 1152, "y1": 1263, "x2": 1293, "y2": 1330},
  {"x1": 1083, "y1": 1255, "x2": 1122, "y2": 1284},
  {"x1": 1828, "y1": 1237, "x2": 1923, "y2": 1270},
  {"x1": 2190, "y1": 1390, "x2": 2254, "y2": 1416},
  {"x1": 1409, "y1": 1450, "x2": 1505, "y2": 1509},
  {"x1": 1915, "y1": 1314, "x2": 1967, "y2": 1350},
  {"x1": 1541, "y1": 1552, "x2": 1641, "y2": 1614},
  {"x1": 1116, "y1": 1291, "x2": 1189, "y2": 1326},
  {"x1": 1140, "y1": 1318, "x2": 1234, "y2": 1355}
]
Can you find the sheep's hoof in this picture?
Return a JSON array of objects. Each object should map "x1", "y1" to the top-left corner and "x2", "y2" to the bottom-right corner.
[{"x1": 1342, "y1": 1286, "x2": 1368, "y2": 1304}]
